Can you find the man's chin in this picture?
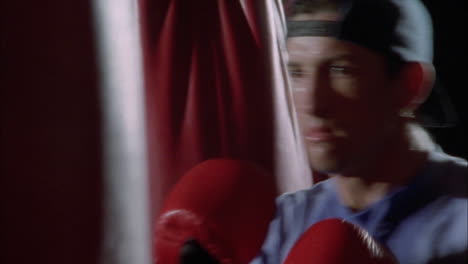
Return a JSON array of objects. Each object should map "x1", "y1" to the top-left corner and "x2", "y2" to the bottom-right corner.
[
  {"x1": 309, "y1": 159, "x2": 341, "y2": 174},
  {"x1": 308, "y1": 152, "x2": 344, "y2": 174}
]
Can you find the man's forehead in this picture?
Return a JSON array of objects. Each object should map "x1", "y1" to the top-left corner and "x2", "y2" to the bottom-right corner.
[
  {"x1": 291, "y1": 11, "x2": 340, "y2": 22},
  {"x1": 287, "y1": 36, "x2": 356, "y2": 61},
  {"x1": 286, "y1": 36, "x2": 386, "y2": 70},
  {"x1": 286, "y1": 11, "x2": 357, "y2": 61}
]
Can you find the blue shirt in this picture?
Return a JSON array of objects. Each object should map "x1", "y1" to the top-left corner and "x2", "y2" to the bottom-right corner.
[{"x1": 251, "y1": 151, "x2": 468, "y2": 264}]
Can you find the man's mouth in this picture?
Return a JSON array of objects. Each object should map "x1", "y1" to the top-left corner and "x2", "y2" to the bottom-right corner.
[{"x1": 304, "y1": 127, "x2": 335, "y2": 142}]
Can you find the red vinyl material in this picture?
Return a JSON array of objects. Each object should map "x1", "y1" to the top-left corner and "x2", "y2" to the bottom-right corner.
[
  {"x1": 154, "y1": 159, "x2": 276, "y2": 264},
  {"x1": 284, "y1": 219, "x2": 398, "y2": 264}
]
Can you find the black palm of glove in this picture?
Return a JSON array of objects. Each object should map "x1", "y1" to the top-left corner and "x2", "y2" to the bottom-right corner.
[{"x1": 180, "y1": 239, "x2": 221, "y2": 264}]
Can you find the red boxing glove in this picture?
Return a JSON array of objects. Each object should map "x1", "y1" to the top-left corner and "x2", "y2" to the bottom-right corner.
[
  {"x1": 154, "y1": 159, "x2": 276, "y2": 264},
  {"x1": 284, "y1": 218, "x2": 399, "y2": 264}
]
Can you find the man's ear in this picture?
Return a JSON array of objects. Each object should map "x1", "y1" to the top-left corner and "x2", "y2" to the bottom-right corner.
[{"x1": 396, "y1": 62, "x2": 435, "y2": 113}]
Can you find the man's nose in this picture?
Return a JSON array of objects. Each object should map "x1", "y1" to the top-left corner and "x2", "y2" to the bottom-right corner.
[{"x1": 293, "y1": 71, "x2": 331, "y2": 117}]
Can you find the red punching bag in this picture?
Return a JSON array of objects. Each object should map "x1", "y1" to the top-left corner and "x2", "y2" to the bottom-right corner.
[{"x1": 140, "y1": 0, "x2": 277, "y2": 217}]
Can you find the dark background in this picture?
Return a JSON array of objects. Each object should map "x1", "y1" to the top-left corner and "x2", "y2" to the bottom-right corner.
[{"x1": 422, "y1": 0, "x2": 468, "y2": 160}]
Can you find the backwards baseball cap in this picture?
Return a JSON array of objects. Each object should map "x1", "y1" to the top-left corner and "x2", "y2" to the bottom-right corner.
[{"x1": 286, "y1": 0, "x2": 459, "y2": 127}]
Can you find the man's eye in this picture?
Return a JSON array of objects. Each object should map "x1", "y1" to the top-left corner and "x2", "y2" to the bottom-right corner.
[
  {"x1": 329, "y1": 65, "x2": 355, "y2": 76},
  {"x1": 288, "y1": 64, "x2": 303, "y2": 78},
  {"x1": 289, "y1": 69, "x2": 303, "y2": 78}
]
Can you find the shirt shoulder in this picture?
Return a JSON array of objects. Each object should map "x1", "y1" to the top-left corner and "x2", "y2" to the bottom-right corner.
[
  {"x1": 426, "y1": 151, "x2": 467, "y2": 197},
  {"x1": 250, "y1": 180, "x2": 338, "y2": 264},
  {"x1": 387, "y1": 151, "x2": 468, "y2": 263}
]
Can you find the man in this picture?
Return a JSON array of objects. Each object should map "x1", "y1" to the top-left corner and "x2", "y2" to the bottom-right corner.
[{"x1": 251, "y1": 0, "x2": 467, "y2": 263}]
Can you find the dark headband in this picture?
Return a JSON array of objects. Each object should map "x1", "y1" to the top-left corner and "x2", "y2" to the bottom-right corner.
[{"x1": 287, "y1": 20, "x2": 341, "y2": 37}]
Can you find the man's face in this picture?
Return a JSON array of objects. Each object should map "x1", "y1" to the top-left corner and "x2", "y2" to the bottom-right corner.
[{"x1": 287, "y1": 36, "x2": 400, "y2": 174}]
